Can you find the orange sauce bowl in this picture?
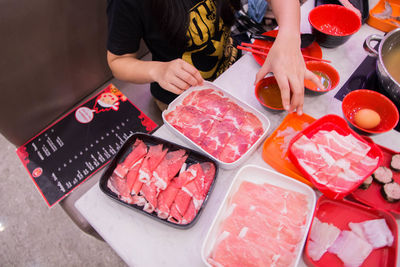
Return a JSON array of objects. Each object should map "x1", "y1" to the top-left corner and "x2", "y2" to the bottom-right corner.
[
  {"x1": 255, "y1": 76, "x2": 286, "y2": 112},
  {"x1": 304, "y1": 61, "x2": 340, "y2": 94}
]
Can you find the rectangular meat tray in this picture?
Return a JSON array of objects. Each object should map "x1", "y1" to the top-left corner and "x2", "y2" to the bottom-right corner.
[
  {"x1": 162, "y1": 81, "x2": 271, "y2": 170},
  {"x1": 99, "y1": 132, "x2": 219, "y2": 229}
]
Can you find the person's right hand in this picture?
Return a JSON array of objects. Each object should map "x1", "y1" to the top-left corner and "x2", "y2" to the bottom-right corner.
[{"x1": 151, "y1": 59, "x2": 204, "y2": 95}]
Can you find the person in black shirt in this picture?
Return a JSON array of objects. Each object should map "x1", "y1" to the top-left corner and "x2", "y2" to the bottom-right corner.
[{"x1": 107, "y1": 0, "x2": 322, "y2": 114}]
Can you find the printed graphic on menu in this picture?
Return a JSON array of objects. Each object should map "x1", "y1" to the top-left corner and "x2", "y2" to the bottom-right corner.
[{"x1": 16, "y1": 84, "x2": 158, "y2": 207}]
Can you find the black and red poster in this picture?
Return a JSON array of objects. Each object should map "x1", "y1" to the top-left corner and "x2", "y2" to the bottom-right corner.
[{"x1": 16, "y1": 84, "x2": 158, "y2": 207}]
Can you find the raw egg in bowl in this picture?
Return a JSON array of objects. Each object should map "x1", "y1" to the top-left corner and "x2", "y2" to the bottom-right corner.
[{"x1": 342, "y1": 89, "x2": 399, "y2": 134}]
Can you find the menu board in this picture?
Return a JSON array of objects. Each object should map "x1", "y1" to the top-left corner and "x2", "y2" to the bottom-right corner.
[{"x1": 16, "y1": 84, "x2": 158, "y2": 207}]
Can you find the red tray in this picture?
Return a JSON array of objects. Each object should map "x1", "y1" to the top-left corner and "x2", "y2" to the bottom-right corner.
[
  {"x1": 252, "y1": 30, "x2": 323, "y2": 66},
  {"x1": 304, "y1": 196, "x2": 398, "y2": 267},
  {"x1": 288, "y1": 114, "x2": 383, "y2": 199},
  {"x1": 351, "y1": 140, "x2": 400, "y2": 215}
]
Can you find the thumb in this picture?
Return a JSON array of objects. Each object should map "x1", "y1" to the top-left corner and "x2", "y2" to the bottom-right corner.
[{"x1": 254, "y1": 64, "x2": 271, "y2": 85}]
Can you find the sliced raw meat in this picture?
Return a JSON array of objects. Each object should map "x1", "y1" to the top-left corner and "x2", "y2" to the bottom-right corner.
[
  {"x1": 239, "y1": 112, "x2": 264, "y2": 145},
  {"x1": 126, "y1": 158, "x2": 144, "y2": 193},
  {"x1": 344, "y1": 134, "x2": 371, "y2": 163},
  {"x1": 182, "y1": 200, "x2": 197, "y2": 224},
  {"x1": 208, "y1": 181, "x2": 309, "y2": 267},
  {"x1": 291, "y1": 135, "x2": 327, "y2": 174},
  {"x1": 168, "y1": 190, "x2": 192, "y2": 223},
  {"x1": 349, "y1": 219, "x2": 394, "y2": 249},
  {"x1": 121, "y1": 139, "x2": 148, "y2": 169},
  {"x1": 307, "y1": 218, "x2": 341, "y2": 261},
  {"x1": 138, "y1": 144, "x2": 167, "y2": 183},
  {"x1": 108, "y1": 174, "x2": 131, "y2": 202},
  {"x1": 311, "y1": 130, "x2": 353, "y2": 160},
  {"x1": 113, "y1": 163, "x2": 129, "y2": 179},
  {"x1": 157, "y1": 180, "x2": 180, "y2": 219},
  {"x1": 222, "y1": 102, "x2": 247, "y2": 129},
  {"x1": 200, "y1": 162, "x2": 216, "y2": 195},
  {"x1": 174, "y1": 163, "x2": 201, "y2": 187},
  {"x1": 328, "y1": 230, "x2": 373, "y2": 267},
  {"x1": 141, "y1": 180, "x2": 160, "y2": 213},
  {"x1": 165, "y1": 105, "x2": 216, "y2": 144},
  {"x1": 181, "y1": 89, "x2": 230, "y2": 118},
  {"x1": 153, "y1": 149, "x2": 188, "y2": 190},
  {"x1": 200, "y1": 119, "x2": 239, "y2": 159},
  {"x1": 219, "y1": 131, "x2": 253, "y2": 163}
]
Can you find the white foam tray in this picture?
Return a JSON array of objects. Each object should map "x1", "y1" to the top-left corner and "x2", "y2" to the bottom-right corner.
[
  {"x1": 201, "y1": 165, "x2": 317, "y2": 267},
  {"x1": 162, "y1": 81, "x2": 271, "y2": 170}
]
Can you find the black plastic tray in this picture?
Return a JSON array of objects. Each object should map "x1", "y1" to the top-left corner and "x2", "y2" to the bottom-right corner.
[{"x1": 99, "y1": 132, "x2": 219, "y2": 229}]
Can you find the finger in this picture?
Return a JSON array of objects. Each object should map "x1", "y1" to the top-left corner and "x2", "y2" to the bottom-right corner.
[
  {"x1": 181, "y1": 61, "x2": 204, "y2": 85},
  {"x1": 288, "y1": 77, "x2": 304, "y2": 114},
  {"x1": 274, "y1": 73, "x2": 291, "y2": 111},
  {"x1": 170, "y1": 76, "x2": 191, "y2": 91},
  {"x1": 162, "y1": 82, "x2": 185, "y2": 95},
  {"x1": 305, "y1": 70, "x2": 325, "y2": 90},
  {"x1": 176, "y1": 69, "x2": 200, "y2": 88},
  {"x1": 254, "y1": 64, "x2": 271, "y2": 85}
]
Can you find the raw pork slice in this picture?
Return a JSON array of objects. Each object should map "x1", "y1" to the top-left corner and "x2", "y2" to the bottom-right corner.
[
  {"x1": 291, "y1": 135, "x2": 327, "y2": 174},
  {"x1": 200, "y1": 119, "x2": 239, "y2": 159},
  {"x1": 311, "y1": 130, "x2": 353, "y2": 160},
  {"x1": 239, "y1": 111, "x2": 264, "y2": 145},
  {"x1": 141, "y1": 179, "x2": 160, "y2": 213},
  {"x1": 328, "y1": 230, "x2": 373, "y2": 267},
  {"x1": 165, "y1": 105, "x2": 215, "y2": 144},
  {"x1": 349, "y1": 219, "x2": 394, "y2": 249},
  {"x1": 208, "y1": 181, "x2": 309, "y2": 267},
  {"x1": 126, "y1": 158, "x2": 144, "y2": 193},
  {"x1": 181, "y1": 89, "x2": 230, "y2": 117},
  {"x1": 307, "y1": 218, "x2": 341, "y2": 261}
]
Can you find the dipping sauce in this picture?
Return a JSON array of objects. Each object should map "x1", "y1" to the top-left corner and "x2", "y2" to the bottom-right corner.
[
  {"x1": 383, "y1": 45, "x2": 400, "y2": 84},
  {"x1": 354, "y1": 108, "x2": 381, "y2": 129},
  {"x1": 312, "y1": 70, "x2": 331, "y2": 91},
  {"x1": 257, "y1": 82, "x2": 284, "y2": 109}
]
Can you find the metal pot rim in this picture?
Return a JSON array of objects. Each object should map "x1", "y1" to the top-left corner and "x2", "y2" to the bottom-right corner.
[{"x1": 378, "y1": 28, "x2": 400, "y2": 88}]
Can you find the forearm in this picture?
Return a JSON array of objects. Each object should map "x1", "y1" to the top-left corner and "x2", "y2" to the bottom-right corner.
[
  {"x1": 269, "y1": 0, "x2": 301, "y2": 40},
  {"x1": 107, "y1": 51, "x2": 162, "y2": 84}
]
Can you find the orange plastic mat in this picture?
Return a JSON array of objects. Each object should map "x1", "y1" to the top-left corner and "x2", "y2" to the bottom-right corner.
[
  {"x1": 367, "y1": 0, "x2": 400, "y2": 32},
  {"x1": 262, "y1": 113, "x2": 316, "y2": 187}
]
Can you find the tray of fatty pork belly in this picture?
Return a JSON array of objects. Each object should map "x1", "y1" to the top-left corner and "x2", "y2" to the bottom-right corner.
[
  {"x1": 162, "y1": 81, "x2": 271, "y2": 170},
  {"x1": 304, "y1": 196, "x2": 398, "y2": 267},
  {"x1": 202, "y1": 165, "x2": 316, "y2": 267},
  {"x1": 288, "y1": 114, "x2": 383, "y2": 200},
  {"x1": 99, "y1": 133, "x2": 218, "y2": 229}
]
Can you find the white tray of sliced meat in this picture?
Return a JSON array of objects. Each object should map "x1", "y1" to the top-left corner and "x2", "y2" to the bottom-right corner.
[
  {"x1": 162, "y1": 81, "x2": 271, "y2": 169},
  {"x1": 202, "y1": 165, "x2": 316, "y2": 267}
]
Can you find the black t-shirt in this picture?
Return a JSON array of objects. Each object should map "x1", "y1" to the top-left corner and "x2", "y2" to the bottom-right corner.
[{"x1": 107, "y1": 0, "x2": 239, "y2": 104}]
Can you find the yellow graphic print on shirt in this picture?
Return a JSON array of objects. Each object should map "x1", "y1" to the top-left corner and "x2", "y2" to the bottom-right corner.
[{"x1": 182, "y1": 0, "x2": 239, "y2": 81}]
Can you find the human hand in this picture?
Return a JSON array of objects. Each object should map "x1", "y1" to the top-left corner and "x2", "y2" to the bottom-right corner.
[
  {"x1": 152, "y1": 59, "x2": 204, "y2": 95},
  {"x1": 254, "y1": 32, "x2": 323, "y2": 115}
]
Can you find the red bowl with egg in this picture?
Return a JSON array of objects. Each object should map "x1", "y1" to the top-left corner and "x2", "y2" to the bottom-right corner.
[
  {"x1": 304, "y1": 61, "x2": 340, "y2": 94},
  {"x1": 309, "y1": 4, "x2": 361, "y2": 48},
  {"x1": 342, "y1": 89, "x2": 399, "y2": 134}
]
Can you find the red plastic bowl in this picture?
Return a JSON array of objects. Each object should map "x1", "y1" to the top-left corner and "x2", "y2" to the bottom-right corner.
[
  {"x1": 342, "y1": 89, "x2": 399, "y2": 134},
  {"x1": 304, "y1": 196, "x2": 398, "y2": 267},
  {"x1": 304, "y1": 61, "x2": 340, "y2": 94},
  {"x1": 287, "y1": 114, "x2": 383, "y2": 199},
  {"x1": 309, "y1": 4, "x2": 361, "y2": 48},
  {"x1": 255, "y1": 76, "x2": 285, "y2": 112}
]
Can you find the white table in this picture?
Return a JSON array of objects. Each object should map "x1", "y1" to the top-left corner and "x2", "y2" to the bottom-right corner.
[{"x1": 76, "y1": 1, "x2": 400, "y2": 266}]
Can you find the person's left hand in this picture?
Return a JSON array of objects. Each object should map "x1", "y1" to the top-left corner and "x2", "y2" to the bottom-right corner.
[{"x1": 254, "y1": 32, "x2": 323, "y2": 115}]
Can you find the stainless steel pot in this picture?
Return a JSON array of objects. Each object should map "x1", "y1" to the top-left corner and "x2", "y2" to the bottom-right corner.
[{"x1": 364, "y1": 28, "x2": 400, "y2": 104}]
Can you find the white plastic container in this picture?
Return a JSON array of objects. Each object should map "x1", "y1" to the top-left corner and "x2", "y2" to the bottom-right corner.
[
  {"x1": 162, "y1": 81, "x2": 271, "y2": 169},
  {"x1": 201, "y1": 165, "x2": 317, "y2": 267}
]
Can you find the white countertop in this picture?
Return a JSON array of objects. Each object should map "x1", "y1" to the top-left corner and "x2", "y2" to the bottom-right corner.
[{"x1": 76, "y1": 0, "x2": 400, "y2": 266}]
